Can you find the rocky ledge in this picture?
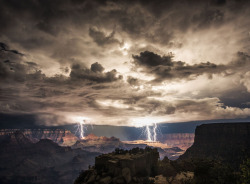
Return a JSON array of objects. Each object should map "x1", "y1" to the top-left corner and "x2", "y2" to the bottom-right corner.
[{"x1": 74, "y1": 147, "x2": 159, "y2": 184}]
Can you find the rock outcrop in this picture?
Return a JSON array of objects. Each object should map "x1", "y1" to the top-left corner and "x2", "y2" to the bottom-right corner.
[
  {"x1": 0, "y1": 129, "x2": 78, "y2": 146},
  {"x1": 72, "y1": 135, "x2": 124, "y2": 153},
  {"x1": 74, "y1": 147, "x2": 159, "y2": 184},
  {"x1": 179, "y1": 123, "x2": 250, "y2": 167}
]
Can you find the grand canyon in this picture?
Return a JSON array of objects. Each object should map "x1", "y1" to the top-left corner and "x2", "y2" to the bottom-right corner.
[
  {"x1": 0, "y1": 123, "x2": 249, "y2": 184},
  {"x1": 0, "y1": 127, "x2": 195, "y2": 183},
  {"x1": 1, "y1": 0, "x2": 250, "y2": 183}
]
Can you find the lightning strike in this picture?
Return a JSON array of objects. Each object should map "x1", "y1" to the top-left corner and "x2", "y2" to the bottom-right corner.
[
  {"x1": 79, "y1": 120, "x2": 85, "y2": 139},
  {"x1": 71, "y1": 116, "x2": 91, "y2": 139},
  {"x1": 144, "y1": 123, "x2": 158, "y2": 142},
  {"x1": 146, "y1": 125, "x2": 152, "y2": 141}
]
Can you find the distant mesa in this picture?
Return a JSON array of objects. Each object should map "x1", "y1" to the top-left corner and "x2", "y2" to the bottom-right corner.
[
  {"x1": 84, "y1": 133, "x2": 120, "y2": 141},
  {"x1": 72, "y1": 134, "x2": 125, "y2": 154},
  {"x1": 179, "y1": 123, "x2": 250, "y2": 168},
  {"x1": 84, "y1": 133, "x2": 99, "y2": 140}
]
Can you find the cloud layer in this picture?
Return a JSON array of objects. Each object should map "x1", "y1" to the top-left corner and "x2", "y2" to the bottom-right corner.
[{"x1": 0, "y1": 0, "x2": 250, "y2": 126}]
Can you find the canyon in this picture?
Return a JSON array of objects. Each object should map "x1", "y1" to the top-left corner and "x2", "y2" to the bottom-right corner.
[
  {"x1": 0, "y1": 131, "x2": 100, "y2": 184},
  {"x1": 0, "y1": 129, "x2": 194, "y2": 184},
  {"x1": 0, "y1": 129, "x2": 195, "y2": 150},
  {"x1": 0, "y1": 129, "x2": 194, "y2": 160},
  {"x1": 75, "y1": 123, "x2": 250, "y2": 184}
]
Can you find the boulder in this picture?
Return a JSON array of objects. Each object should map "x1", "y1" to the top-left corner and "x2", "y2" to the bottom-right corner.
[
  {"x1": 86, "y1": 173, "x2": 96, "y2": 183},
  {"x1": 99, "y1": 176, "x2": 112, "y2": 184},
  {"x1": 122, "y1": 167, "x2": 131, "y2": 183},
  {"x1": 113, "y1": 176, "x2": 126, "y2": 184}
]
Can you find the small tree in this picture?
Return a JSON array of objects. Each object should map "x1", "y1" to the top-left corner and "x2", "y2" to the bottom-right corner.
[{"x1": 240, "y1": 158, "x2": 250, "y2": 184}]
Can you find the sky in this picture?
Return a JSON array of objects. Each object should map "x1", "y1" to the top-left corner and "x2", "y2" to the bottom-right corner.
[{"x1": 0, "y1": 0, "x2": 250, "y2": 128}]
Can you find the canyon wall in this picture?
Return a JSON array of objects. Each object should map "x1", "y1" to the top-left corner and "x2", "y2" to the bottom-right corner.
[
  {"x1": 0, "y1": 131, "x2": 99, "y2": 184},
  {"x1": 179, "y1": 123, "x2": 250, "y2": 167},
  {"x1": 0, "y1": 129, "x2": 78, "y2": 146},
  {"x1": 160, "y1": 133, "x2": 195, "y2": 150}
]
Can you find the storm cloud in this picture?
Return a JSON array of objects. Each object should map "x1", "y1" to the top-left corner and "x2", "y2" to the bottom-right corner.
[
  {"x1": 70, "y1": 62, "x2": 122, "y2": 83},
  {"x1": 132, "y1": 51, "x2": 250, "y2": 82},
  {"x1": 0, "y1": 0, "x2": 250, "y2": 127},
  {"x1": 89, "y1": 27, "x2": 121, "y2": 47}
]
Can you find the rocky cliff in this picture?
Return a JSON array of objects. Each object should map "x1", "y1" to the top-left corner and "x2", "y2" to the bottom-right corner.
[
  {"x1": 159, "y1": 133, "x2": 194, "y2": 150},
  {"x1": 179, "y1": 123, "x2": 250, "y2": 167},
  {"x1": 75, "y1": 147, "x2": 159, "y2": 184},
  {"x1": 0, "y1": 129, "x2": 78, "y2": 146}
]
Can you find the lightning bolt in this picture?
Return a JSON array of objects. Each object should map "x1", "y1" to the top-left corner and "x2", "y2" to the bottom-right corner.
[
  {"x1": 80, "y1": 121, "x2": 84, "y2": 139},
  {"x1": 76, "y1": 120, "x2": 85, "y2": 139},
  {"x1": 144, "y1": 123, "x2": 158, "y2": 142},
  {"x1": 146, "y1": 125, "x2": 152, "y2": 141}
]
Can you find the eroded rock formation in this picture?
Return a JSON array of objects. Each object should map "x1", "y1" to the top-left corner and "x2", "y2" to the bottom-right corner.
[
  {"x1": 0, "y1": 129, "x2": 78, "y2": 146},
  {"x1": 75, "y1": 147, "x2": 159, "y2": 184}
]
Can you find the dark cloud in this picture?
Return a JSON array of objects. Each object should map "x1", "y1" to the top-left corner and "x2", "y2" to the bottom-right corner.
[
  {"x1": 127, "y1": 76, "x2": 139, "y2": 86},
  {"x1": 0, "y1": 42, "x2": 8, "y2": 50},
  {"x1": 0, "y1": 43, "x2": 37, "y2": 81},
  {"x1": 132, "y1": 50, "x2": 250, "y2": 83},
  {"x1": 70, "y1": 63, "x2": 122, "y2": 83},
  {"x1": 0, "y1": 42, "x2": 124, "y2": 119},
  {"x1": 132, "y1": 51, "x2": 226, "y2": 82},
  {"x1": 1, "y1": 42, "x2": 122, "y2": 85},
  {"x1": 192, "y1": 9, "x2": 224, "y2": 29},
  {"x1": 91, "y1": 62, "x2": 105, "y2": 73},
  {"x1": 0, "y1": 42, "x2": 23, "y2": 55},
  {"x1": 0, "y1": 0, "x2": 249, "y2": 58},
  {"x1": 133, "y1": 51, "x2": 173, "y2": 67},
  {"x1": 232, "y1": 52, "x2": 250, "y2": 67},
  {"x1": 116, "y1": 7, "x2": 152, "y2": 36},
  {"x1": 0, "y1": 0, "x2": 250, "y2": 126},
  {"x1": 89, "y1": 27, "x2": 121, "y2": 46},
  {"x1": 219, "y1": 88, "x2": 250, "y2": 108}
]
